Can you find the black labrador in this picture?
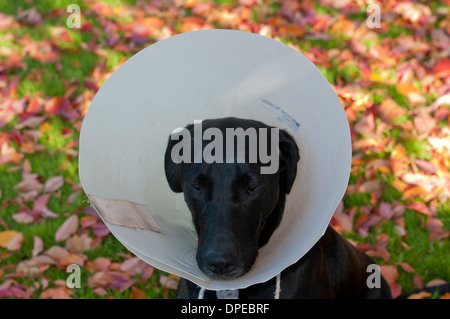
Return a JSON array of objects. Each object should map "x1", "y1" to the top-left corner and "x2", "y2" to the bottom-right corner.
[{"x1": 164, "y1": 117, "x2": 391, "y2": 299}]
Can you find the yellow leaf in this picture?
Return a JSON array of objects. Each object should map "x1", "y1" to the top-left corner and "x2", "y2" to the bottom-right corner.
[
  {"x1": 370, "y1": 71, "x2": 390, "y2": 82},
  {"x1": 0, "y1": 230, "x2": 20, "y2": 248},
  {"x1": 378, "y1": 166, "x2": 391, "y2": 174}
]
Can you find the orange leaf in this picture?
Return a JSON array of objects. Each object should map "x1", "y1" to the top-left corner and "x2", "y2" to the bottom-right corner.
[
  {"x1": 130, "y1": 288, "x2": 146, "y2": 299},
  {"x1": 407, "y1": 291, "x2": 432, "y2": 299},
  {"x1": 0, "y1": 231, "x2": 20, "y2": 248},
  {"x1": 377, "y1": 98, "x2": 406, "y2": 122},
  {"x1": 391, "y1": 179, "x2": 408, "y2": 192},
  {"x1": 397, "y1": 83, "x2": 420, "y2": 96},
  {"x1": 40, "y1": 287, "x2": 73, "y2": 299},
  {"x1": 278, "y1": 25, "x2": 305, "y2": 38},
  {"x1": 39, "y1": 122, "x2": 51, "y2": 133},
  {"x1": 441, "y1": 292, "x2": 450, "y2": 299},
  {"x1": 401, "y1": 186, "x2": 427, "y2": 200}
]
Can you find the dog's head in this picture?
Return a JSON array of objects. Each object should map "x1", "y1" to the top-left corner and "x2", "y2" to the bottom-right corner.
[{"x1": 164, "y1": 117, "x2": 299, "y2": 279}]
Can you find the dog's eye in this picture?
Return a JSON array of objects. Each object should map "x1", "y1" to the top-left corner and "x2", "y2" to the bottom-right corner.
[
  {"x1": 191, "y1": 184, "x2": 201, "y2": 191},
  {"x1": 247, "y1": 185, "x2": 257, "y2": 194}
]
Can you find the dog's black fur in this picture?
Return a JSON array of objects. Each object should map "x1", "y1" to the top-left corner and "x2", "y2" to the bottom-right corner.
[{"x1": 164, "y1": 117, "x2": 391, "y2": 299}]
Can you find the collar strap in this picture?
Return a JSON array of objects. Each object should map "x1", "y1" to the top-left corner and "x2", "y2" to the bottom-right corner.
[{"x1": 198, "y1": 272, "x2": 281, "y2": 299}]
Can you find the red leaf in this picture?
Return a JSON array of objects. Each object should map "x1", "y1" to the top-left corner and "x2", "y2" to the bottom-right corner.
[
  {"x1": 396, "y1": 262, "x2": 415, "y2": 273},
  {"x1": 44, "y1": 97, "x2": 70, "y2": 115},
  {"x1": 414, "y1": 108, "x2": 436, "y2": 135},
  {"x1": 390, "y1": 283, "x2": 402, "y2": 299},
  {"x1": 406, "y1": 202, "x2": 433, "y2": 217},
  {"x1": 434, "y1": 58, "x2": 450, "y2": 77},
  {"x1": 0, "y1": 286, "x2": 29, "y2": 299},
  {"x1": 380, "y1": 265, "x2": 398, "y2": 285}
]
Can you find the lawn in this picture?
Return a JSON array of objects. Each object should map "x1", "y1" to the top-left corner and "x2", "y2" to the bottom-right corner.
[{"x1": 0, "y1": 0, "x2": 449, "y2": 299}]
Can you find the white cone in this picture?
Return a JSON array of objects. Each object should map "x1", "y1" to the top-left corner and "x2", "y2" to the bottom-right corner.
[{"x1": 79, "y1": 30, "x2": 351, "y2": 290}]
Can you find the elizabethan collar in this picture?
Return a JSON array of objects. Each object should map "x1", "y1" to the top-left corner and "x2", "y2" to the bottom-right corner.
[{"x1": 79, "y1": 30, "x2": 351, "y2": 290}]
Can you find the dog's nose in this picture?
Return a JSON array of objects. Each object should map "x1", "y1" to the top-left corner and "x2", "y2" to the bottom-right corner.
[{"x1": 204, "y1": 250, "x2": 236, "y2": 276}]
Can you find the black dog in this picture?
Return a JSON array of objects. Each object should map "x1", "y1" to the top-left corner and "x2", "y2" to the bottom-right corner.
[{"x1": 164, "y1": 117, "x2": 391, "y2": 298}]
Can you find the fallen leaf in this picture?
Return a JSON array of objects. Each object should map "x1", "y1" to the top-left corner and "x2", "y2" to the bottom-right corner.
[
  {"x1": 358, "y1": 179, "x2": 381, "y2": 193},
  {"x1": 278, "y1": 25, "x2": 306, "y2": 38},
  {"x1": 92, "y1": 257, "x2": 111, "y2": 272},
  {"x1": 406, "y1": 202, "x2": 433, "y2": 217},
  {"x1": 354, "y1": 112, "x2": 375, "y2": 136},
  {"x1": 120, "y1": 257, "x2": 143, "y2": 274},
  {"x1": 0, "y1": 230, "x2": 20, "y2": 248},
  {"x1": 426, "y1": 218, "x2": 449, "y2": 241},
  {"x1": 377, "y1": 202, "x2": 394, "y2": 219},
  {"x1": 434, "y1": 58, "x2": 450, "y2": 77},
  {"x1": 441, "y1": 292, "x2": 450, "y2": 299},
  {"x1": 413, "y1": 274, "x2": 423, "y2": 289},
  {"x1": 130, "y1": 287, "x2": 146, "y2": 299},
  {"x1": 414, "y1": 108, "x2": 436, "y2": 135},
  {"x1": 401, "y1": 186, "x2": 427, "y2": 200},
  {"x1": 65, "y1": 234, "x2": 93, "y2": 253},
  {"x1": 414, "y1": 159, "x2": 437, "y2": 175},
  {"x1": 12, "y1": 212, "x2": 35, "y2": 224},
  {"x1": 426, "y1": 279, "x2": 447, "y2": 287},
  {"x1": 16, "y1": 7, "x2": 42, "y2": 25},
  {"x1": 55, "y1": 215, "x2": 79, "y2": 242},
  {"x1": 44, "y1": 97, "x2": 70, "y2": 115},
  {"x1": 40, "y1": 287, "x2": 73, "y2": 299},
  {"x1": 377, "y1": 98, "x2": 406, "y2": 122},
  {"x1": 396, "y1": 262, "x2": 415, "y2": 273},
  {"x1": 44, "y1": 175, "x2": 64, "y2": 192},
  {"x1": 91, "y1": 223, "x2": 111, "y2": 237},
  {"x1": 32, "y1": 236, "x2": 44, "y2": 257},
  {"x1": 407, "y1": 291, "x2": 431, "y2": 299},
  {"x1": 33, "y1": 194, "x2": 58, "y2": 218},
  {"x1": 0, "y1": 286, "x2": 29, "y2": 299},
  {"x1": 380, "y1": 265, "x2": 398, "y2": 285},
  {"x1": 7, "y1": 232, "x2": 24, "y2": 251},
  {"x1": 397, "y1": 83, "x2": 420, "y2": 96}
]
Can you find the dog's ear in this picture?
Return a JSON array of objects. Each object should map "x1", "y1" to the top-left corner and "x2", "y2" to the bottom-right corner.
[
  {"x1": 164, "y1": 135, "x2": 183, "y2": 193},
  {"x1": 278, "y1": 129, "x2": 300, "y2": 194},
  {"x1": 164, "y1": 123, "x2": 195, "y2": 192}
]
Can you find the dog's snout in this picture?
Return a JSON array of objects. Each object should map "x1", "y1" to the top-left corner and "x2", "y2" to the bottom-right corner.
[{"x1": 203, "y1": 249, "x2": 237, "y2": 277}]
